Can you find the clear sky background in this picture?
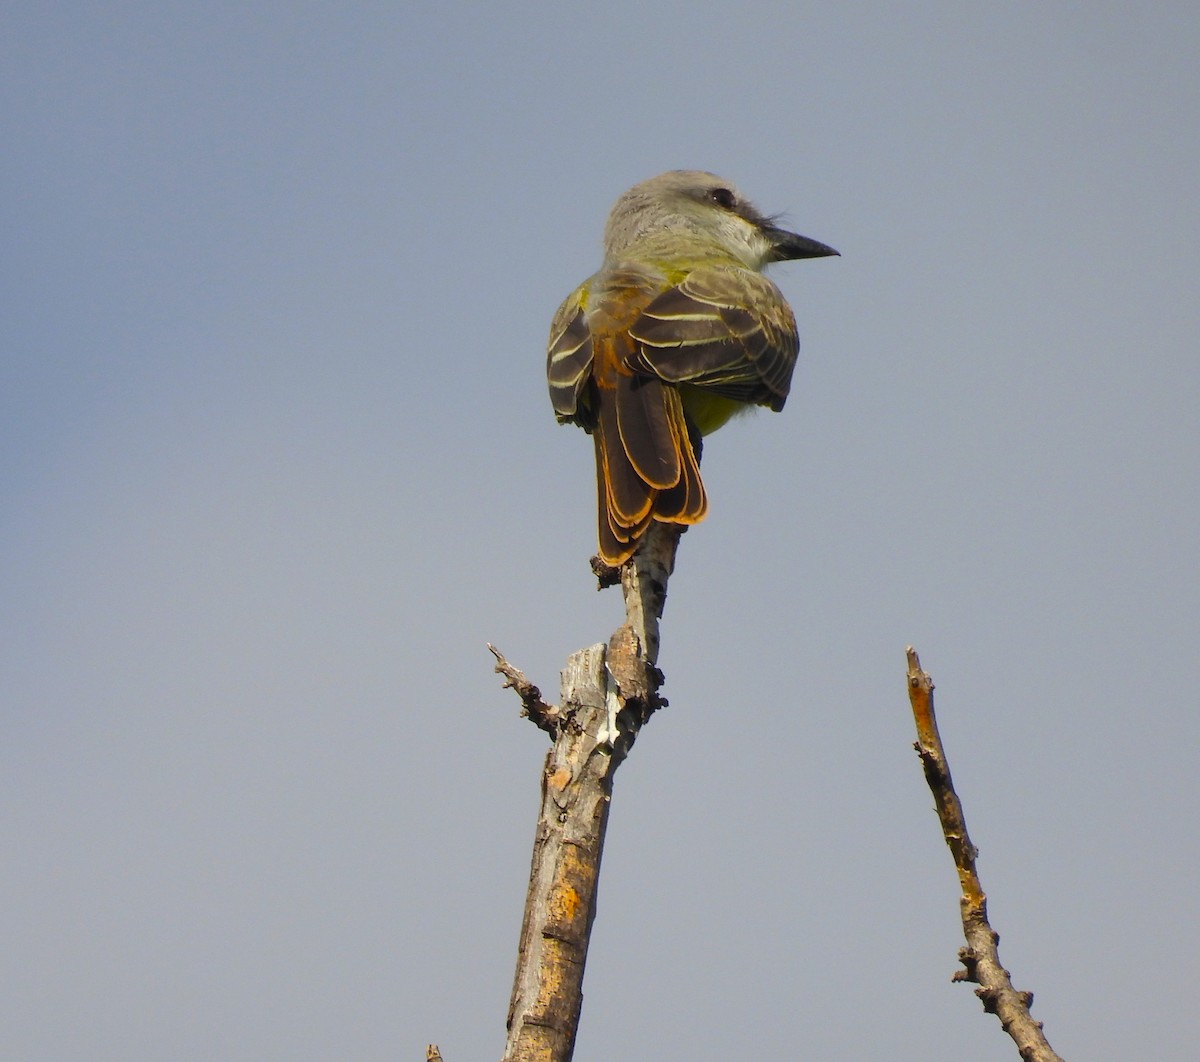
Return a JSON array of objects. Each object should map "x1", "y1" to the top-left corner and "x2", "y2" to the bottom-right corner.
[{"x1": 3, "y1": 4, "x2": 1197, "y2": 1060}]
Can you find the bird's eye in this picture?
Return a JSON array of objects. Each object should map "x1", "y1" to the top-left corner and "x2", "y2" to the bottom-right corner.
[{"x1": 709, "y1": 187, "x2": 737, "y2": 209}]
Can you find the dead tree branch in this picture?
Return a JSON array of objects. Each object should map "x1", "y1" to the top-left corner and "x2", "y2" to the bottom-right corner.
[
  {"x1": 906, "y1": 647, "x2": 1064, "y2": 1062},
  {"x1": 491, "y1": 523, "x2": 681, "y2": 1062}
]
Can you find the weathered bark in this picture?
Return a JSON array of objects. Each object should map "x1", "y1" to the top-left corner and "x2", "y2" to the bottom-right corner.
[
  {"x1": 497, "y1": 524, "x2": 680, "y2": 1062},
  {"x1": 500, "y1": 645, "x2": 610, "y2": 1062},
  {"x1": 906, "y1": 647, "x2": 1064, "y2": 1062}
]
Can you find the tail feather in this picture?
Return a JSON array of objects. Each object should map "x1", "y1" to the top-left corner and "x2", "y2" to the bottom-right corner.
[
  {"x1": 597, "y1": 388, "x2": 655, "y2": 527},
  {"x1": 594, "y1": 376, "x2": 706, "y2": 565},
  {"x1": 614, "y1": 374, "x2": 680, "y2": 489},
  {"x1": 594, "y1": 428, "x2": 653, "y2": 565},
  {"x1": 653, "y1": 388, "x2": 708, "y2": 524}
]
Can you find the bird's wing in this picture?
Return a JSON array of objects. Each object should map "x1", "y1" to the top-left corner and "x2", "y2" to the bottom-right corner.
[
  {"x1": 546, "y1": 284, "x2": 595, "y2": 424},
  {"x1": 627, "y1": 266, "x2": 799, "y2": 411}
]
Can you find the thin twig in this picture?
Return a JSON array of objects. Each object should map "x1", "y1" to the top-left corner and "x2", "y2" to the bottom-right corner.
[
  {"x1": 488, "y1": 643, "x2": 561, "y2": 734},
  {"x1": 906, "y1": 647, "x2": 1064, "y2": 1062}
]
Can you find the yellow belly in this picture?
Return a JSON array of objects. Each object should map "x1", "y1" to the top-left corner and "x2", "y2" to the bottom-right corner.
[{"x1": 680, "y1": 387, "x2": 752, "y2": 436}]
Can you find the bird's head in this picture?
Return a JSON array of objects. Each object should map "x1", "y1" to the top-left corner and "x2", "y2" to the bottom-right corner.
[{"x1": 602, "y1": 170, "x2": 838, "y2": 270}]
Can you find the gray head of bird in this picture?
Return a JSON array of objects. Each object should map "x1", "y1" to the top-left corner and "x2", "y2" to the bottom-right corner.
[{"x1": 602, "y1": 170, "x2": 838, "y2": 271}]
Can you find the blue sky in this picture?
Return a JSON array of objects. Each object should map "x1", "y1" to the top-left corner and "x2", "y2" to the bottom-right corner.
[{"x1": 3, "y1": 4, "x2": 1198, "y2": 1059}]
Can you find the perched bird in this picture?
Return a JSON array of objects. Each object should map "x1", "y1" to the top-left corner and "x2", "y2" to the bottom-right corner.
[{"x1": 547, "y1": 170, "x2": 837, "y2": 565}]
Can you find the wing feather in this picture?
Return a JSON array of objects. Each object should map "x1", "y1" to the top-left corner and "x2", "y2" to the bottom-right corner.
[
  {"x1": 628, "y1": 266, "x2": 799, "y2": 411},
  {"x1": 546, "y1": 287, "x2": 595, "y2": 422}
]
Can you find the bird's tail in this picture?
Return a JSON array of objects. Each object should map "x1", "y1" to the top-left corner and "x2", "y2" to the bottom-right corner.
[{"x1": 594, "y1": 371, "x2": 708, "y2": 566}]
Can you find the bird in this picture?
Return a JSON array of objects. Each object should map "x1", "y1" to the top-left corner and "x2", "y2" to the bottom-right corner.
[{"x1": 546, "y1": 170, "x2": 837, "y2": 566}]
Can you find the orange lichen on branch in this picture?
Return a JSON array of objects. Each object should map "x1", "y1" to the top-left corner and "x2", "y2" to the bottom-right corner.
[
  {"x1": 906, "y1": 648, "x2": 985, "y2": 908},
  {"x1": 549, "y1": 882, "x2": 582, "y2": 924}
]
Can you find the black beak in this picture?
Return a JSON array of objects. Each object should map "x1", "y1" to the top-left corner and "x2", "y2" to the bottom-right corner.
[{"x1": 764, "y1": 225, "x2": 839, "y2": 262}]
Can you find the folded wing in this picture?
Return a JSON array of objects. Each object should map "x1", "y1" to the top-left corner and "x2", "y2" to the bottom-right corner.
[{"x1": 628, "y1": 266, "x2": 799, "y2": 412}]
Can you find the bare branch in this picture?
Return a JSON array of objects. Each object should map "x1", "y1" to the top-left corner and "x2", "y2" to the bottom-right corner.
[
  {"x1": 498, "y1": 523, "x2": 680, "y2": 1062},
  {"x1": 906, "y1": 647, "x2": 1064, "y2": 1062}
]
